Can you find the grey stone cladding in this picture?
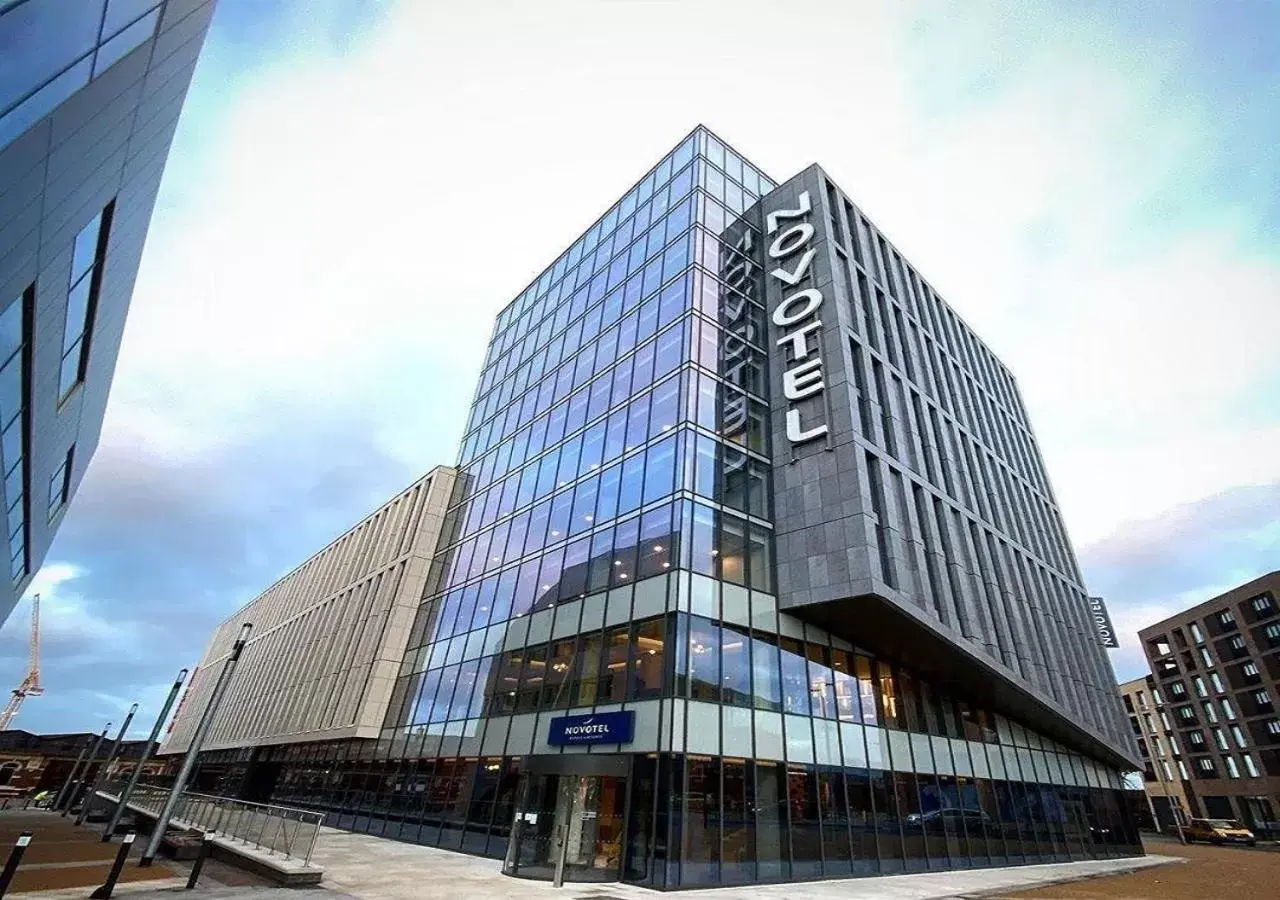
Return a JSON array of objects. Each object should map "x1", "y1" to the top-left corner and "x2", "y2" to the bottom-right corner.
[{"x1": 756, "y1": 165, "x2": 1136, "y2": 765}]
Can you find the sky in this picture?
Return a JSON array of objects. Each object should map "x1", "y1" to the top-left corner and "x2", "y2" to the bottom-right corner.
[{"x1": 0, "y1": 0, "x2": 1276, "y2": 735}]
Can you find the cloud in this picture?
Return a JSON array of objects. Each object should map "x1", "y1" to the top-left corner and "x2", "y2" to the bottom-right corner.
[
  {"x1": 2, "y1": 0, "x2": 1276, "y2": 731},
  {"x1": 0, "y1": 412, "x2": 414, "y2": 735},
  {"x1": 1080, "y1": 482, "x2": 1280, "y2": 679}
]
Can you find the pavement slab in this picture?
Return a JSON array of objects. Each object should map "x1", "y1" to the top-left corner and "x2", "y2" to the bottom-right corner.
[{"x1": 307, "y1": 827, "x2": 1176, "y2": 900}]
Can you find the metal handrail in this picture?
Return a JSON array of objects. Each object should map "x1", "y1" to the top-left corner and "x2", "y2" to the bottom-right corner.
[{"x1": 102, "y1": 782, "x2": 324, "y2": 865}]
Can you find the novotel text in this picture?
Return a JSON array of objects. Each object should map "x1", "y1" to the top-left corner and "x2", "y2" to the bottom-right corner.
[{"x1": 765, "y1": 190, "x2": 828, "y2": 445}]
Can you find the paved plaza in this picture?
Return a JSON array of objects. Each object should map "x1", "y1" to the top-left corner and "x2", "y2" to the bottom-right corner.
[
  {"x1": 307, "y1": 827, "x2": 1173, "y2": 900},
  {"x1": 0, "y1": 811, "x2": 1182, "y2": 900}
]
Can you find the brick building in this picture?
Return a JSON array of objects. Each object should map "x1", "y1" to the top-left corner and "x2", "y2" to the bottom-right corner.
[{"x1": 1138, "y1": 571, "x2": 1280, "y2": 837}]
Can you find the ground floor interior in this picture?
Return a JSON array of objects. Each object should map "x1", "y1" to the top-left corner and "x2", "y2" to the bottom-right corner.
[{"x1": 191, "y1": 749, "x2": 1143, "y2": 889}]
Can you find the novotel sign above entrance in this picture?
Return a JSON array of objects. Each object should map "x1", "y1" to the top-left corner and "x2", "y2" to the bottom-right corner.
[
  {"x1": 547, "y1": 711, "x2": 636, "y2": 746},
  {"x1": 764, "y1": 190, "x2": 829, "y2": 447}
]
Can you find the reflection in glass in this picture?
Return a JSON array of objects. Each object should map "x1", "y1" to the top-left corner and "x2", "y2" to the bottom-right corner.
[
  {"x1": 755, "y1": 761, "x2": 788, "y2": 882},
  {"x1": 780, "y1": 638, "x2": 809, "y2": 716},
  {"x1": 721, "y1": 759, "x2": 755, "y2": 883},
  {"x1": 720, "y1": 624, "x2": 751, "y2": 707},
  {"x1": 749, "y1": 632, "x2": 782, "y2": 712},
  {"x1": 683, "y1": 756, "x2": 720, "y2": 885},
  {"x1": 600, "y1": 626, "x2": 629, "y2": 701},
  {"x1": 631, "y1": 617, "x2": 665, "y2": 699},
  {"x1": 686, "y1": 616, "x2": 720, "y2": 702}
]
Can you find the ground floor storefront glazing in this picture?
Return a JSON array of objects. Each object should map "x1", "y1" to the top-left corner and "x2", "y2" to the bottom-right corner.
[{"x1": 217, "y1": 748, "x2": 1144, "y2": 889}]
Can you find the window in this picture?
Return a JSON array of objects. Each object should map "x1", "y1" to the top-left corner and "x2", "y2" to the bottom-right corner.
[
  {"x1": 59, "y1": 205, "x2": 112, "y2": 399},
  {"x1": 1222, "y1": 699, "x2": 1237, "y2": 721},
  {"x1": 1265, "y1": 623, "x2": 1280, "y2": 646},
  {"x1": 1242, "y1": 661, "x2": 1261, "y2": 681},
  {"x1": 1251, "y1": 594, "x2": 1274, "y2": 615},
  {"x1": 1144, "y1": 713, "x2": 1157, "y2": 733},
  {"x1": 1255, "y1": 690, "x2": 1273, "y2": 710},
  {"x1": 1196, "y1": 757, "x2": 1216, "y2": 776},
  {"x1": 1170, "y1": 681, "x2": 1187, "y2": 697},
  {"x1": 1225, "y1": 756, "x2": 1240, "y2": 779},
  {"x1": 1202, "y1": 701, "x2": 1218, "y2": 723},
  {"x1": 1228, "y1": 634, "x2": 1247, "y2": 653},
  {"x1": 1160, "y1": 711, "x2": 1172, "y2": 731},
  {"x1": 1243, "y1": 754, "x2": 1259, "y2": 778},
  {"x1": 1267, "y1": 720, "x2": 1280, "y2": 737},
  {"x1": 1162, "y1": 761, "x2": 1175, "y2": 782},
  {"x1": 1229, "y1": 725, "x2": 1247, "y2": 749},
  {"x1": 1218, "y1": 609, "x2": 1235, "y2": 626},
  {"x1": 1152, "y1": 638, "x2": 1172, "y2": 656},
  {"x1": 1213, "y1": 727, "x2": 1229, "y2": 751},
  {"x1": 1177, "y1": 760, "x2": 1190, "y2": 779},
  {"x1": 0, "y1": 2, "x2": 164, "y2": 147},
  {"x1": 1210, "y1": 672, "x2": 1225, "y2": 693},
  {"x1": 1191, "y1": 676, "x2": 1207, "y2": 697},
  {"x1": 1176, "y1": 705, "x2": 1196, "y2": 722},
  {"x1": 47, "y1": 445, "x2": 73, "y2": 517},
  {"x1": 1188, "y1": 731, "x2": 1205, "y2": 747},
  {"x1": 1137, "y1": 691, "x2": 1149, "y2": 710},
  {"x1": 1200, "y1": 647, "x2": 1214, "y2": 667},
  {"x1": 0, "y1": 290, "x2": 29, "y2": 583},
  {"x1": 1189, "y1": 622, "x2": 1205, "y2": 643}
]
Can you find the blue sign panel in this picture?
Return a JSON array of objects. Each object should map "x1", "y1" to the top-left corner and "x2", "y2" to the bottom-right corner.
[{"x1": 547, "y1": 711, "x2": 635, "y2": 746}]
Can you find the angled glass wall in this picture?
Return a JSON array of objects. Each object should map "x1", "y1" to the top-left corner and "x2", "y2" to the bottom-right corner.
[{"x1": 217, "y1": 128, "x2": 1141, "y2": 888}]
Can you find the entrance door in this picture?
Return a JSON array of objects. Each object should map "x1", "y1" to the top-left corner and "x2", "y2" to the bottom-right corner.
[{"x1": 503, "y1": 774, "x2": 626, "y2": 883}]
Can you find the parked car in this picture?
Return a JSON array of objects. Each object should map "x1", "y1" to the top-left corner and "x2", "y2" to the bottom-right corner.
[
  {"x1": 904, "y1": 808, "x2": 996, "y2": 831},
  {"x1": 1183, "y1": 818, "x2": 1256, "y2": 845}
]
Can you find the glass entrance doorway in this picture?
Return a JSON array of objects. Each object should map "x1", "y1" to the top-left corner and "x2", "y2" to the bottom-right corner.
[{"x1": 503, "y1": 774, "x2": 626, "y2": 883}]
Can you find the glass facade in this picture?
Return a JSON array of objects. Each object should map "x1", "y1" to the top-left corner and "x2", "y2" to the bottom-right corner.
[
  {"x1": 0, "y1": 0, "x2": 164, "y2": 151},
  {"x1": 0, "y1": 288, "x2": 29, "y2": 583},
  {"x1": 184, "y1": 128, "x2": 1142, "y2": 887}
]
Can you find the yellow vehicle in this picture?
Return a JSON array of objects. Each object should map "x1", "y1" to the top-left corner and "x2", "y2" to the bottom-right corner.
[{"x1": 1183, "y1": 818, "x2": 1256, "y2": 846}]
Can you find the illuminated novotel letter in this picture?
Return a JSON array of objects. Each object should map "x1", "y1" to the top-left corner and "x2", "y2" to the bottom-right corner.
[{"x1": 766, "y1": 191, "x2": 828, "y2": 446}]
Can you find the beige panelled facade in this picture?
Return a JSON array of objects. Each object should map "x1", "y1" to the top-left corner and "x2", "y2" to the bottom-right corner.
[
  {"x1": 1119, "y1": 675, "x2": 1192, "y2": 831},
  {"x1": 161, "y1": 467, "x2": 457, "y2": 753}
]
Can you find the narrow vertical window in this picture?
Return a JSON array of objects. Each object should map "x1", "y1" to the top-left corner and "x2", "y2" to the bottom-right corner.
[
  {"x1": 0, "y1": 288, "x2": 30, "y2": 582},
  {"x1": 48, "y1": 445, "x2": 74, "y2": 517},
  {"x1": 60, "y1": 203, "x2": 113, "y2": 400},
  {"x1": 865, "y1": 452, "x2": 896, "y2": 588}
]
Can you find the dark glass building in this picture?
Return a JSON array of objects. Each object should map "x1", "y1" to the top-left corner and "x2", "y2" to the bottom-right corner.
[
  {"x1": 178, "y1": 126, "x2": 1142, "y2": 887},
  {"x1": 0, "y1": 0, "x2": 217, "y2": 624}
]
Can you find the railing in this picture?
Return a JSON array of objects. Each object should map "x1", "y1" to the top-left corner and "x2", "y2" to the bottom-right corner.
[{"x1": 108, "y1": 784, "x2": 325, "y2": 866}]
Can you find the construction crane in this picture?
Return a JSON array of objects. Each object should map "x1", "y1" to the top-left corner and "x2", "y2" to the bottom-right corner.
[{"x1": 0, "y1": 595, "x2": 43, "y2": 730}]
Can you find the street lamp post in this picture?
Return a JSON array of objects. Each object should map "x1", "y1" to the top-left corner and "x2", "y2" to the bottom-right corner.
[
  {"x1": 102, "y1": 669, "x2": 187, "y2": 840},
  {"x1": 76, "y1": 704, "x2": 138, "y2": 826},
  {"x1": 139, "y1": 624, "x2": 251, "y2": 867},
  {"x1": 59, "y1": 724, "x2": 110, "y2": 815},
  {"x1": 51, "y1": 734, "x2": 96, "y2": 811}
]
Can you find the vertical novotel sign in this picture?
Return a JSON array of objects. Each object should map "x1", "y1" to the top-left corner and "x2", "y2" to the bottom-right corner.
[
  {"x1": 765, "y1": 191, "x2": 829, "y2": 446},
  {"x1": 1088, "y1": 596, "x2": 1120, "y2": 649}
]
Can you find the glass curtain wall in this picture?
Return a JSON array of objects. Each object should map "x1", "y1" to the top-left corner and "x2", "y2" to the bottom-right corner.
[{"x1": 250, "y1": 128, "x2": 1142, "y2": 885}]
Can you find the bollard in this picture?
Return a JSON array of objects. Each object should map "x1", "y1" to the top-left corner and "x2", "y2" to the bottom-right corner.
[
  {"x1": 89, "y1": 833, "x2": 134, "y2": 900},
  {"x1": 185, "y1": 833, "x2": 214, "y2": 890},
  {"x1": 0, "y1": 832, "x2": 32, "y2": 900}
]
